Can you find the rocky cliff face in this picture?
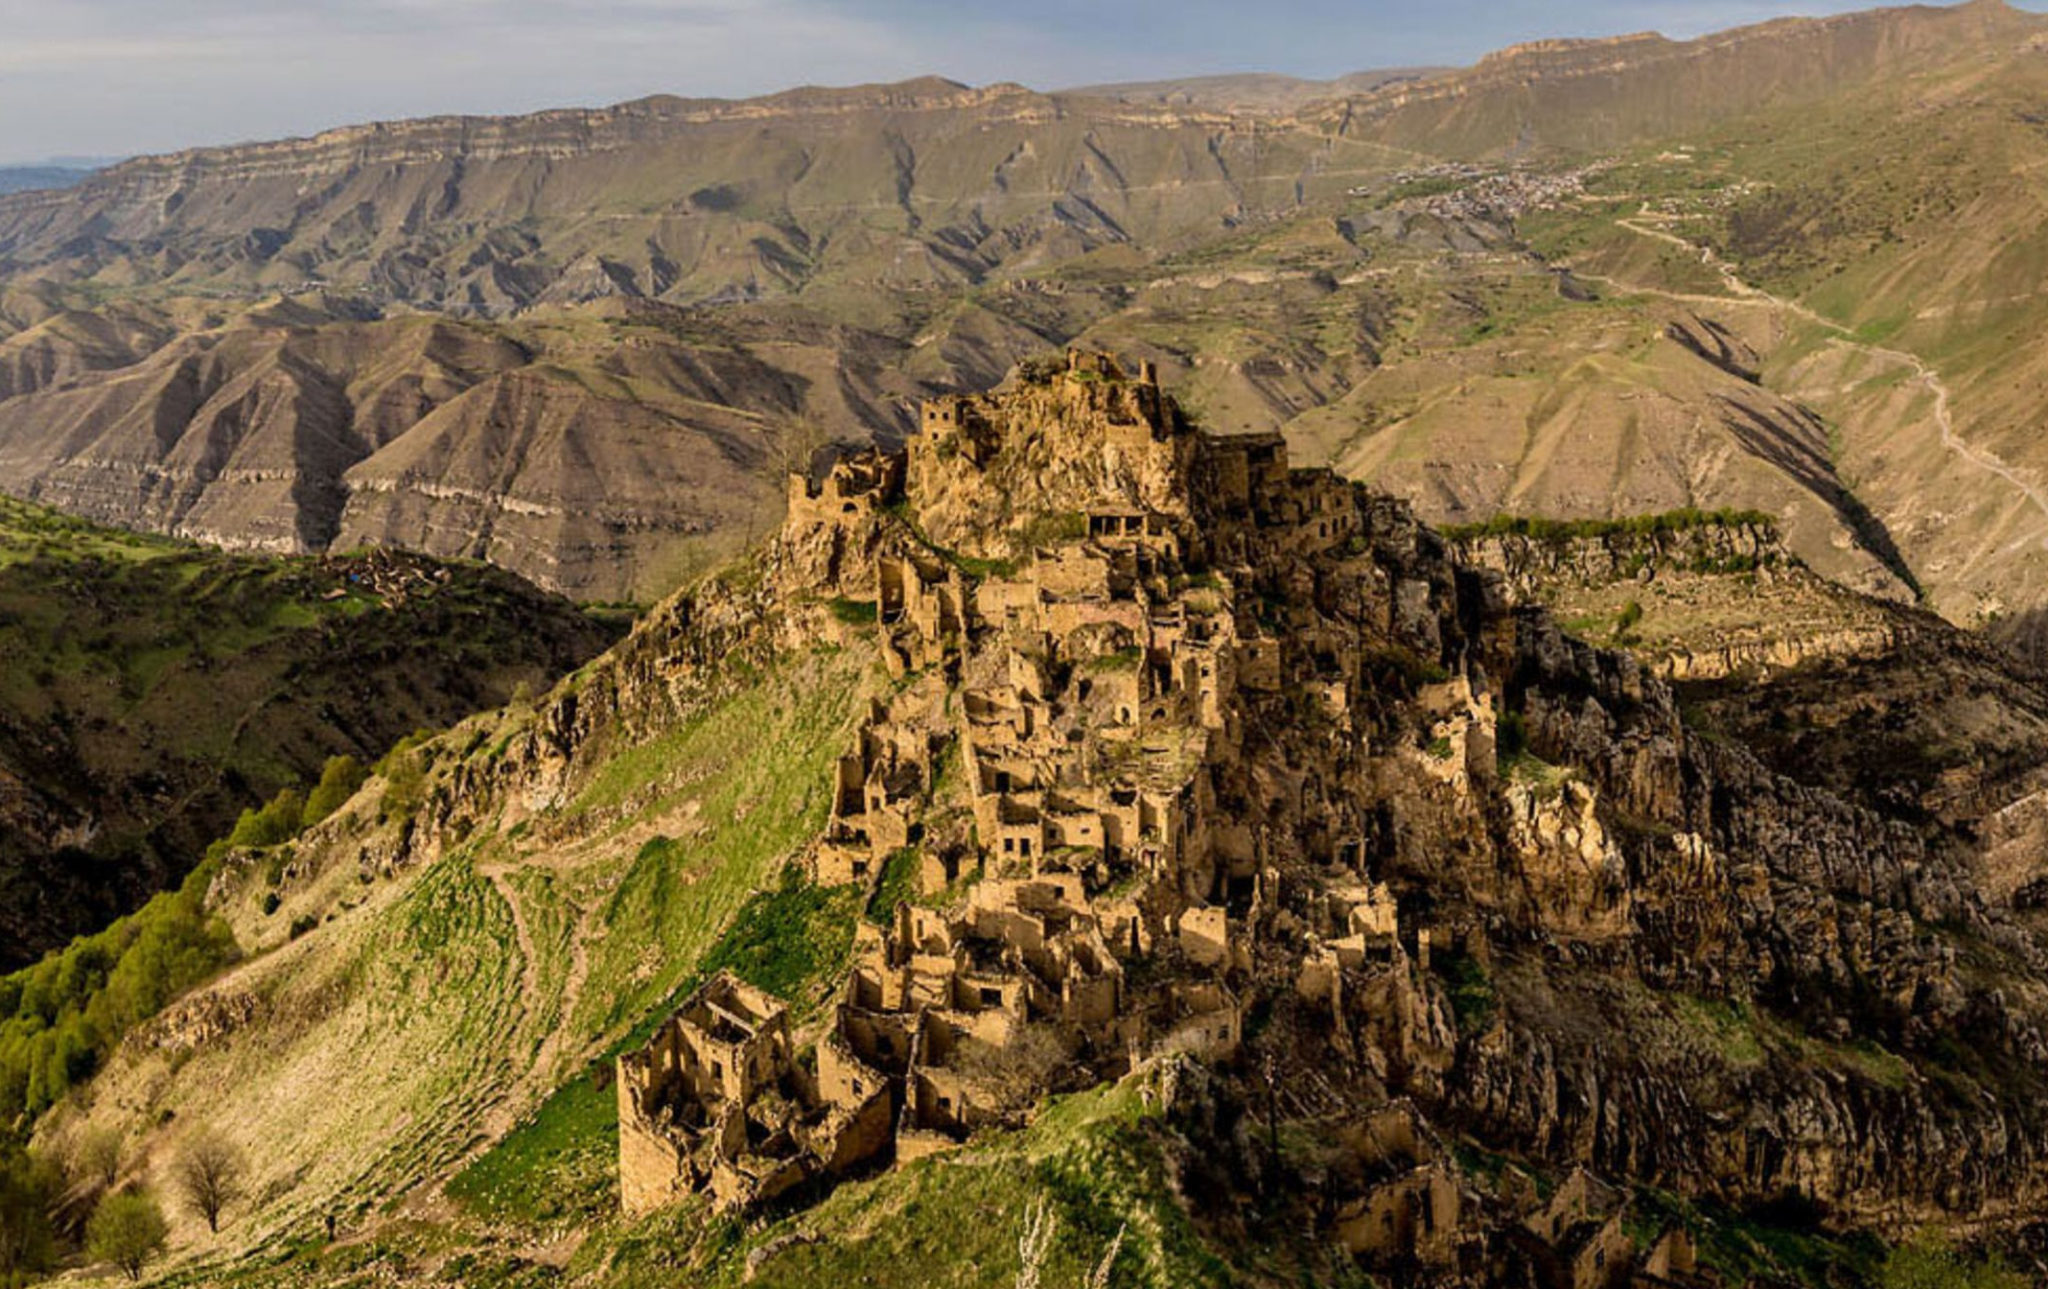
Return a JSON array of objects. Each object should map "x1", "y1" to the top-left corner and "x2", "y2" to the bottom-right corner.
[
  {"x1": 1449, "y1": 517, "x2": 1914, "y2": 681},
  {"x1": 1312, "y1": 0, "x2": 2047, "y2": 154},
  {"x1": 57, "y1": 354, "x2": 2048, "y2": 1287},
  {"x1": 1446, "y1": 513, "x2": 2048, "y2": 856}
]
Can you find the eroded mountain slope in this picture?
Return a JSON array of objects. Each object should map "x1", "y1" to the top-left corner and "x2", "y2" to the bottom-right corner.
[{"x1": 2, "y1": 4, "x2": 2042, "y2": 612}]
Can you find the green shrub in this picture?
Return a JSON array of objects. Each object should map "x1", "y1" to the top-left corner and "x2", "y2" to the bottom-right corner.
[
  {"x1": 867, "y1": 848, "x2": 920, "y2": 923},
  {"x1": 1440, "y1": 507, "x2": 1775, "y2": 543},
  {"x1": 379, "y1": 751, "x2": 427, "y2": 824},
  {"x1": 0, "y1": 871, "x2": 237, "y2": 1121},
  {"x1": 0, "y1": 1138, "x2": 58, "y2": 1280},
  {"x1": 85, "y1": 1191, "x2": 168, "y2": 1281},
  {"x1": 301, "y1": 754, "x2": 368, "y2": 828},
  {"x1": 1014, "y1": 511, "x2": 1088, "y2": 550},
  {"x1": 1614, "y1": 600, "x2": 1644, "y2": 640},
  {"x1": 375, "y1": 728, "x2": 436, "y2": 776},
  {"x1": 1497, "y1": 709, "x2": 1529, "y2": 760},
  {"x1": 1363, "y1": 644, "x2": 1449, "y2": 693},
  {"x1": 1876, "y1": 1235, "x2": 2028, "y2": 1289},
  {"x1": 1434, "y1": 949, "x2": 1495, "y2": 1033},
  {"x1": 226, "y1": 788, "x2": 305, "y2": 849}
]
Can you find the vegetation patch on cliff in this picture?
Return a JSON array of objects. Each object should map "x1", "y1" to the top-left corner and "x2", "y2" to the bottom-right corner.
[
  {"x1": 1441, "y1": 506, "x2": 1775, "y2": 543},
  {"x1": 0, "y1": 865, "x2": 236, "y2": 1120}
]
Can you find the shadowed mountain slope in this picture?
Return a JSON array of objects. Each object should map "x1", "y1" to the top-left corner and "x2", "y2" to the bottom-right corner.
[{"x1": 0, "y1": 497, "x2": 617, "y2": 969}]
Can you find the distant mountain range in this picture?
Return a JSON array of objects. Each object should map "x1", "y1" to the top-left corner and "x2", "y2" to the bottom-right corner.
[
  {"x1": 0, "y1": 0, "x2": 2042, "y2": 616},
  {"x1": 0, "y1": 162, "x2": 101, "y2": 196},
  {"x1": 1060, "y1": 66, "x2": 1451, "y2": 112}
]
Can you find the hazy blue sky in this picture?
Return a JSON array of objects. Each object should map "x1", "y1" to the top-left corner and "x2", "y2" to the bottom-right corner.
[{"x1": 0, "y1": 0, "x2": 2033, "y2": 165}]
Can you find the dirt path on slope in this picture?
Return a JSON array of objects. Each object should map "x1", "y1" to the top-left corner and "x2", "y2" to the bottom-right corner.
[
  {"x1": 472, "y1": 862, "x2": 596, "y2": 1148},
  {"x1": 1600, "y1": 206, "x2": 2048, "y2": 543}
]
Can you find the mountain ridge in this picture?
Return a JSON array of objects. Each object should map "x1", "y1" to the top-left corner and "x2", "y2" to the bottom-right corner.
[
  {"x1": 1312, "y1": 0, "x2": 2048, "y2": 152},
  {"x1": 0, "y1": 1, "x2": 2043, "y2": 613}
]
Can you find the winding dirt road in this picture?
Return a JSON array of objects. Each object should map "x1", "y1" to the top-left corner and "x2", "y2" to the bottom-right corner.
[{"x1": 1613, "y1": 206, "x2": 2048, "y2": 541}]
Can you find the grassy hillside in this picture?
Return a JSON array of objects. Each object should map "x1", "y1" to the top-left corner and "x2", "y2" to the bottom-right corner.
[
  {"x1": 27, "y1": 607, "x2": 1288, "y2": 1289},
  {"x1": 0, "y1": 494, "x2": 620, "y2": 967},
  {"x1": 1486, "y1": 38, "x2": 2048, "y2": 622},
  {"x1": 0, "y1": 507, "x2": 1296, "y2": 1286},
  {"x1": 18, "y1": 605, "x2": 874, "y2": 1276}
]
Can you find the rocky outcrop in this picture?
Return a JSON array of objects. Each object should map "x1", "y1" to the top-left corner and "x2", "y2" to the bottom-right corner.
[
  {"x1": 1452, "y1": 517, "x2": 1921, "y2": 681},
  {"x1": 1453, "y1": 519, "x2": 1787, "y2": 599},
  {"x1": 73, "y1": 349, "x2": 2048, "y2": 1286},
  {"x1": 557, "y1": 352, "x2": 2048, "y2": 1273}
]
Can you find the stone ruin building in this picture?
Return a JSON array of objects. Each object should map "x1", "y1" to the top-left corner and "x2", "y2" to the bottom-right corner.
[
  {"x1": 619, "y1": 350, "x2": 1717, "y2": 1286},
  {"x1": 616, "y1": 971, "x2": 895, "y2": 1213}
]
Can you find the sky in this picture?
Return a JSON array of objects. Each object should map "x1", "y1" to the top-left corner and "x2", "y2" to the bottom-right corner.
[{"x1": 0, "y1": 0, "x2": 2036, "y2": 165}]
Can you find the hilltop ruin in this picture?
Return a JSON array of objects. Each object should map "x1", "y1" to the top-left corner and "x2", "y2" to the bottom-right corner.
[
  {"x1": 614, "y1": 351, "x2": 1712, "y2": 1280},
  {"x1": 612, "y1": 350, "x2": 2011, "y2": 1284}
]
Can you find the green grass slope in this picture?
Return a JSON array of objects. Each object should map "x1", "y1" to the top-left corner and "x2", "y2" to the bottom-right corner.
[
  {"x1": 28, "y1": 599, "x2": 875, "y2": 1280},
  {"x1": 0, "y1": 495, "x2": 619, "y2": 968}
]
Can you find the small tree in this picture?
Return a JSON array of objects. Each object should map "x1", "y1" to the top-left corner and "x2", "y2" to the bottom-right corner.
[
  {"x1": 378, "y1": 749, "x2": 427, "y2": 824},
  {"x1": 301, "y1": 755, "x2": 368, "y2": 828},
  {"x1": 173, "y1": 1131, "x2": 245, "y2": 1234},
  {"x1": 86, "y1": 1191, "x2": 167, "y2": 1281},
  {"x1": 0, "y1": 1138, "x2": 58, "y2": 1281},
  {"x1": 1612, "y1": 599, "x2": 1644, "y2": 641},
  {"x1": 227, "y1": 788, "x2": 305, "y2": 849},
  {"x1": 74, "y1": 1125, "x2": 124, "y2": 1194},
  {"x1": 955, "y1": 1026, "x2": 1075, "y2": 1118}
]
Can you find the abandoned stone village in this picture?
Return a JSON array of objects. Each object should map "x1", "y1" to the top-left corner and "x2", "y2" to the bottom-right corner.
[{"x1": 610, "y1": 350, "x2": 1778, "y2": 1286}]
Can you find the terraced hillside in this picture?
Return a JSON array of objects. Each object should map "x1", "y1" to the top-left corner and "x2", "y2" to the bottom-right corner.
[{"x1": 0, "y1": 495, "x2": 619, "y2": 967}]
